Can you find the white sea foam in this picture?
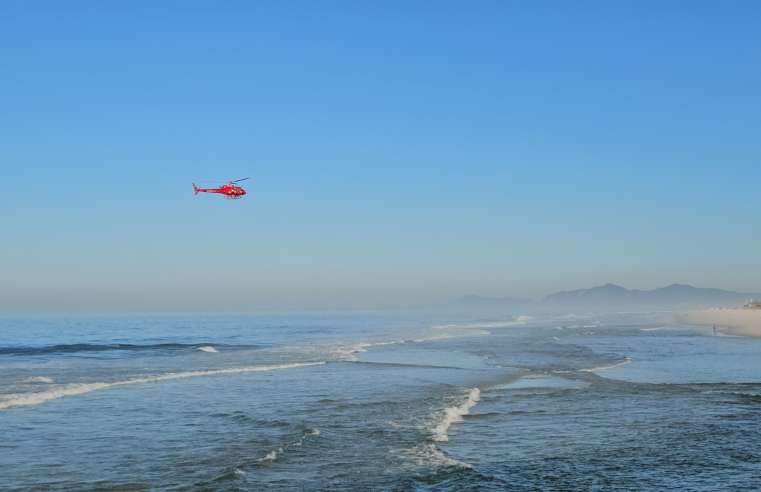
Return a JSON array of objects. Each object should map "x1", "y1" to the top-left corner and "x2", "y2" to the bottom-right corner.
[
  {"x1": 410, "y1": 334, "x2": 452, "y2": 343},
  {"x1": 430, "y1": 388, "x2": 480, "y2": 442},
  {"x1": 0, "y1": 382, "x2": 112, "y2": 410},
  {"x1": 419, "y1": 330, "x2": 490, "y2": 342},
  {"x1": 704, "y1": 390, "x2": 761, "y2": 398},
  {"x1": 370, "y1": 340, "x2": 406, "y2": 346},
  {"x1": 258, "y1": 449, "x2": 282, "y2": 462},
  {"x1": 495, "y1": 376, "x2": 589, "y2": 391},
  {"x1": 343, "y1": 332, "x2": 490, "y2": 361},
  {"x1": 324, "y1": 330, "x2": 492, "y2": 362},
  {"x1": 23, "y1": 377, "x2": 53, "y2": 384},
  {"x1": 433, "y1": 316, "x2": 533, "y2": 330},
  {"x1": 394, "y1": 443, "x2": 471, "y2": 470},
  {"x1": 195, "y1": 346, "x2": 218, "y2": 353},
  {"x1": 0, "y1": 362, "x2": 325, "y2": 410},
  {"x1": 641, "y1": 327, "x2": 662, "y2": 331},
  {"x1": 332, "y1": 343, "x2": 373, "y2": 362},
  {"x1": 256, "y1": 429, "x2": 320, "y2": 463},
  {"x1": 579, "y1": 359, "x2": 631, "y2": 372}
]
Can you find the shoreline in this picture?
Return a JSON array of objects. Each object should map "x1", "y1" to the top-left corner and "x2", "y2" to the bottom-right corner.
[{"x1": 675, "y1": 309, "x2": 761, "y2": 337}]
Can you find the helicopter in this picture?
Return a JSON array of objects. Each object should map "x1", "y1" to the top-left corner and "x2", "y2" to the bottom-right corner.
[{"x1": 192, "y1": 178, "x2": 248, "y2": 199}]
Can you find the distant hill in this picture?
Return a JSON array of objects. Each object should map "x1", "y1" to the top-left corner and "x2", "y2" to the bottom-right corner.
[
  {"x1": 544, "y1": 283, "x2": 633, "y2": 305},
  {"x1": 543, "y1": 283, "x2": 760, "y2": 309},
  {"x1": 447, "y1": 284, "x2": 760, "y2": 310}
]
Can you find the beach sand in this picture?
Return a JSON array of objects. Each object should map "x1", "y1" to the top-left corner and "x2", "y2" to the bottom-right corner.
[{"x1": 675, "y1": 309, "x2": 761, "y2": 337}]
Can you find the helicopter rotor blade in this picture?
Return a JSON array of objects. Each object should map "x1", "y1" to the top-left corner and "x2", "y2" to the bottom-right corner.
[{"x1": 230, "y1": 178, "x2": 249, "y2": 183}]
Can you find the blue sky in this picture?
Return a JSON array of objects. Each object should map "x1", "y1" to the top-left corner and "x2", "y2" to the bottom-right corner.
[{"x1": 1, "y1": 1, "x2": 759, "y2": 311}]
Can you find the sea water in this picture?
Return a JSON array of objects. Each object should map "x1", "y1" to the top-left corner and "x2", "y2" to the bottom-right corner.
[{"x1": 1, "y1": 311, "x2": 760, "y2": 490}]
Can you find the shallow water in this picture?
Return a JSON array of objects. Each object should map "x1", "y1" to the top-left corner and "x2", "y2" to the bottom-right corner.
[{"x1": 1, "y1": 311, "x2": 760, "y2": 490}]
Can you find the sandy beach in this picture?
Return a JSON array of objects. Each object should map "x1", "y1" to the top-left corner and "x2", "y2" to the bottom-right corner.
[{"x1": 675, "y1": 309, "x2": 761, "y2": 337}]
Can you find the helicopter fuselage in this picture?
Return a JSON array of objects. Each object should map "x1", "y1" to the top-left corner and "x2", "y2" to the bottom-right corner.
[{"x1": 193, "y1": 183, "x2": 246, "y2": 199}]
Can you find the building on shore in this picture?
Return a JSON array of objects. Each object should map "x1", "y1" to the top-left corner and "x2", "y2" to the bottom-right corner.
[{"x1": 743, "y1": 300, "x2": 761, "y2": 310}]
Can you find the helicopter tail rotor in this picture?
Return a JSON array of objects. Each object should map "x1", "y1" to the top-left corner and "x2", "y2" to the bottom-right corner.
[{"x1": 192, "y1": 183, "x2": 199, "y2": 195}]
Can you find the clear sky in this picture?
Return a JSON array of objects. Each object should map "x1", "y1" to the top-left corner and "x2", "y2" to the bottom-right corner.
[{"x1": 1, "y1": 1, "x2": 760, "y2": 312}]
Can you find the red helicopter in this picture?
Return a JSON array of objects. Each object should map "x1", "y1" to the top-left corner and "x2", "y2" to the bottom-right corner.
[{"x1": 192, "y1": 178, "x2": 248, "y2": 199}]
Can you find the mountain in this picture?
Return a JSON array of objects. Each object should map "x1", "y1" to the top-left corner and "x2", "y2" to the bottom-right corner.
[
  {"x1": 543, "y1": 283, "x2": 760, "y2": 309},
  {"x1": 543, "y1": 283, "x2": 634, "y2": 305},
  {"x1": 447, "y1": 284, "x2": 760, "y2": 310},
  {"x1": 646, "y1": 284, "x2": 758, "y2": 306}
]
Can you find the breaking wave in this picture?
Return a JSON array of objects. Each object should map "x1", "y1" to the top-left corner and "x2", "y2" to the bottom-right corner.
[
  {"x1": 0, "y1": 362, "x2": 325, "y2": 410},
  {"x1": 195, "y1": 346, "x2": 218, "y2": 353},
  {"x1": 579, "y1": 359, "x2": 631, "y2": 372},
  {"x1": 335, "y1": 332, "x2": 490, "y2": 362},
  {"x1": 703, "y1": 390, "x2": 761, "y2": 399},
  {"x1": 257, "y1": 429, "x2": 320, "y2": 463},
  {"x1": 394, "y1": 443, "x2": 471, "y2": 471},
  {"x1": 23, "y1": 377, "x2": 54, "y2": 384},
  {"x1": 0, "y1": 343, "x2": 231, "y2": 357},
  {"x1": 433, "y1": 316, "x2": 533, "y2": 330},
  {"x1": 430, "y1": 388, "x2": 480, "y2": 442}
]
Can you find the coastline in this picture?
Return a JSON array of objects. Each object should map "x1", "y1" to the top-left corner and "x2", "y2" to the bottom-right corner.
[{"x1": 675, "y1": 309, "x2": 761, "y2": 337}]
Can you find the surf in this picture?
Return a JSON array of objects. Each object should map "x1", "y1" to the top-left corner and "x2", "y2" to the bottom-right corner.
[
  {"x1": 430, "y1": 387, "x2": 481, "y2": 442},
  {"x1": 0, "y1": 362, "x2": 325, "y2": 410}
]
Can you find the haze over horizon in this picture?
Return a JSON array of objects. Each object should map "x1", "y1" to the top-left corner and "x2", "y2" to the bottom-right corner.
[{"x1": 2, "y1": 1, "x2": 760, "y2": 312}]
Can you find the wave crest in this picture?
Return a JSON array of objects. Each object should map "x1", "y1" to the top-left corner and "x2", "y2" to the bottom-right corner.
[
  {"x1": 23, "y1": 377, "x2": 54, "y2": 384},
  {"x1": 195, "y1": 346, "x2": 218, "y2": 353},
  {"x1": 0, "y1": 362, "x2": 325, "y2": 410},
  {"x1": 256, "y1": 429, "x2": 320, "y2": 463},
  {"x1": 0, "y1": 343, "x2": 218, "y2": 357},
  {"x1": 433, "y1": 317, "x2": 533, "y2": 330},
  {"x1": 394, "y1": 443, "x2": 471, "y2": 470},
  {"x1": 579, "y1": 359, "x2": 631, "y2": 372},
  {"x1": 430, "y1": 388, "x2": 480, "y2": 442}
]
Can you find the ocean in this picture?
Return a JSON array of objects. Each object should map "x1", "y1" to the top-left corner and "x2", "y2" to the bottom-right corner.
[{"x1": 1, "y1": 311, "x2": 760, "y2": 491}]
